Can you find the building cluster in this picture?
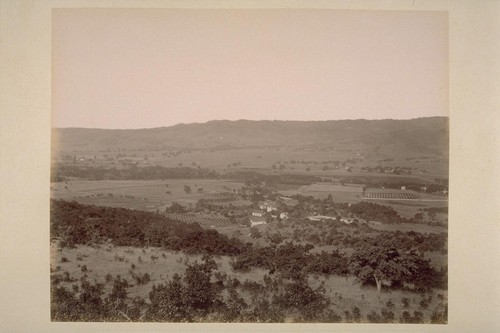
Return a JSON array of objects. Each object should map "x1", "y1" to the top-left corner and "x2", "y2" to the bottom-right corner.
[{"x1": 249, "y1": 201, "x2": 289, "y2": 227}]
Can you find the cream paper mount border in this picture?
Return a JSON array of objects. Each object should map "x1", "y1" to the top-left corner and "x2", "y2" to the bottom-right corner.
[{"x1": 0, "y1": 1, "x2": 499, "y2": 333}]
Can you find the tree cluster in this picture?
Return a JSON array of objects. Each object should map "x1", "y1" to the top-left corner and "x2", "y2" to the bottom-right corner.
[
  {"x1": 51, "y1": 199, "x2": 245, "y2": 255},
  {"x1": 231, "y1": 242, "x2": 349, "y2": 280},
  {"x1": 51, "y1": 165, "x2": 218, "y2": 181}
]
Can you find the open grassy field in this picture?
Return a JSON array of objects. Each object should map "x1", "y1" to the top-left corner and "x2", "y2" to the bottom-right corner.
[
  {"x1": 51, "y1": 243, "x2": 270, "y2": 301},
  {"x1": 50, "y1": 179, "x2": 247, "y2": 212},
  {"x1": 52, "y1": 242, "x2": 447, "y2": 322},
  {"x1": 278, "y1": 182, "x2": 364, "y2": 203},
  {"x1": 53, "y1": 140, "x2": 448, "y2": 181},
  {"x1": 308, "y1": 274, "x2": 447, "y2": 322},
  {"x1": 374, "y1": 200, "x2": 448, "y2": 220}
]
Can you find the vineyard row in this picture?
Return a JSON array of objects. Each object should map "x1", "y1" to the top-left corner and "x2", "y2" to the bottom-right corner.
[
  {"x1": 164, "y1": 213, "x2": 233, "y2": 227},
  {"x1": 363, "y1": 192, "x2": 421, "y2": 200}
]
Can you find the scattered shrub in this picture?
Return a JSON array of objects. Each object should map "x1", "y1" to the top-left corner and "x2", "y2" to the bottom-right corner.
[
  {"x1": 402, "y1": 297, "x2": 410, "y2": 308},
  {"x1": 367, "y1": 310, "x2": 382, "y2": 323},
  {"x1": 430, "y1": 303, "x2": 448, "y2": 324},
  {"x1": 381, "y1": 309, "x2": 395, "y2": 322}
]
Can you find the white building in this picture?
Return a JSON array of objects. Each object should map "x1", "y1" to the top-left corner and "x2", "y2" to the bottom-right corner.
[
  {"x1": 251, "y1": 210, "x2": 264, "y2": 217},
  {"x1": 280, "y1": 212, "x2": 289, "y2": 219},
  {"x1": 259, "y1": 201, "x2": 278, "y2": 212}
]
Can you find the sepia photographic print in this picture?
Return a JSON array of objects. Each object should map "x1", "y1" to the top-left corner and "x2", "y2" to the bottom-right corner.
[{"x1": 50, "y1": 8, "x2": 450, "y2": 324}]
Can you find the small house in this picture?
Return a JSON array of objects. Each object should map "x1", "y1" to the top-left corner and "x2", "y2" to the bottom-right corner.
[
  {"x1": 259, "y1": 201, "x2": 278, "y2": 212},
  {"x1": 251, "y1": 210, "x2": 264, "y2": 217}
]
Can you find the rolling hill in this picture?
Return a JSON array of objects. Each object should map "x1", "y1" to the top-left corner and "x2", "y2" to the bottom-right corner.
[{"x1": 52, "y1": 117, "x2": 448, "y2": 155}]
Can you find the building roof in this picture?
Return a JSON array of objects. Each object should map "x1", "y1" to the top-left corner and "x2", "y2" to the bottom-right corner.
[{"x1": 250, "y1": 216, "x2": 266, "y2": 223}]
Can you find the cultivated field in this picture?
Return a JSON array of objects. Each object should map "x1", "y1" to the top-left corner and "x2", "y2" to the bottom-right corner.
[
  {"x1": 164, "y1": 213, "x2": 232, "y2": 228},
  {"x1": 278, "y1": 182, "x2": 363, "y2": 203},
  {"x1": 50, "y1": 179, "x2": 247, "y2": 212},
  {"x1": 364, "y1": 190, "x2": 421, "y2": 200},
  {"x1": 53, "y1": 141, "x2": 449, "y2": 180}
]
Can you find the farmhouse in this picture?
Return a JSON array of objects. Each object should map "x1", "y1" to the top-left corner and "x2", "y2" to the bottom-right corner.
[
  {"x1": 307, "y1": 215, "x2": 336, "y2": 222},
  {"x1": 251, "y1": 210, "x2": 264, "y2": 217},
  {"x1": 250, "y1": 216, "x2": 267, "y2": 227},
  {"x1": 258, "y1": 201, "x2": 278, "y2": 212},
  {"x1": 280, "y1": 212, "x2": 289, "y2": 219}
]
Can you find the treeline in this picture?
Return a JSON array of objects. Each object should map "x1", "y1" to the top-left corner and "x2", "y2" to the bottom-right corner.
[
  {"x1": 348, "y1": 201, "x2": 406, "y2": 223},
  {"x1": 333, "y1": 176, "x2": 448, "y2": 193},
  {"x1": 351, "y1": 230, "x2": 447, "y2": 254},
  {"x1": 51, "y1": 200, "x2": 244, "y2": 255},
  {"x1": 289, "y1": 195, "x2": 408, "y2": 224},
  {"x1": 274, "y1": 218, "x2": 447, "y2": 253},
  {"x1": 231, "y1": 243, "x2": 349, "y2": 280},
  {"x1": 364, "y1": 182, "x2": 447, "y2": 193},
  {"x1": 225, "y1": 170, "x2": 321, "y2": 186},
  {"x1": 51, "y1": 165, "x2": 218, "y2": 182},
  {"x1": 231, "y1": 241, "x2": 446, "y2": 292},
  {"x1": 51, "y1": 164, "x2": 321, "y2": 187},
  {"x1": 335, "y1": 175, "x2": 427, "y2": 186}
]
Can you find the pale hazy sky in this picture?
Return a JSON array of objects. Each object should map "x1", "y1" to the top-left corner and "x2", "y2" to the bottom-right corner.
[{"x1": 52, "y1": 9, "x2": 448, "y2": 129}]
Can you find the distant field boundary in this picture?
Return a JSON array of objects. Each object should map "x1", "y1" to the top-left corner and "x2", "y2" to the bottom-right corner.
[{"x1": 362, "y1": 197, "x2": 448, "y2": 202}]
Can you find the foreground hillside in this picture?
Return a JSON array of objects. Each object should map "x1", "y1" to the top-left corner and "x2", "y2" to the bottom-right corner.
[{"x1": 51, "y1": 199, "x2": 447, "y2": 323}]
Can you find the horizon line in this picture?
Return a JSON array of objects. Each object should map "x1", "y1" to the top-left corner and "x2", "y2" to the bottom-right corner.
[{"x1": 52, "y1": 116, "x2": 448, "y2": 131}]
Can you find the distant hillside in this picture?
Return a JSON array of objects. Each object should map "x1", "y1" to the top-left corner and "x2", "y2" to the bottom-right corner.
[{"x1": 52, "y1": 117, "x2": 448, "y2": 154}]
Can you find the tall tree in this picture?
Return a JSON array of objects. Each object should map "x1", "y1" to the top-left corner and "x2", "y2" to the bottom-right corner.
[{"x1": 349, "y1": 245, "x2": 434, "y2": 292}]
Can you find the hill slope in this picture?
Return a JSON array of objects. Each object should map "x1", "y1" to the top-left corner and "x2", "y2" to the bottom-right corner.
[{"x1": 52, "y1": 117, "x2": 448, "y2": 155}]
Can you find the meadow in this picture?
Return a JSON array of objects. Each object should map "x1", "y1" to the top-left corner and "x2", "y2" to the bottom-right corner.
[
  {"x1": 50, "y1": 179, "x2": 247, "y2": 212},
  {"x1": 52, "y1": 242, "x2": 447, "y2": 322}
]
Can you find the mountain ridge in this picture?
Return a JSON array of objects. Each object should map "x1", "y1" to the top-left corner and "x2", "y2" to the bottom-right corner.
[
  {"x1": 54, "y1": 116, "x2": 447, "y2": 131},
  {"x1": 52, "y1": 117, "x2": 449, "y2": 154}
]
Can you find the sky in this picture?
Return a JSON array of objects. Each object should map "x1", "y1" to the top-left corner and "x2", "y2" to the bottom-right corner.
[{"x1": 52, "y1": 9, "x2": 448, "y2": 129}]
